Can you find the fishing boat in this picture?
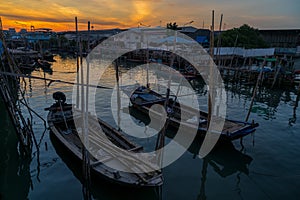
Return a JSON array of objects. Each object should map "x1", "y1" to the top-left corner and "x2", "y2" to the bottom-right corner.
[
  {"x1": 294, "y1": 69, "x2": 300, "y2": 84},
  {"x1": 46, "y1": 91, "x2": 163, "y2": 187},
  {"x1": 128, "y1": 85, "x2": 259, "y2": 140}
]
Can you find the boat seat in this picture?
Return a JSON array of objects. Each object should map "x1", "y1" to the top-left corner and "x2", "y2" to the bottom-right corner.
[
  {"x1": 91, "y1": 156, "x2": 114, "y2": 167},
  {"x1": 128, "y1": 146, "x2": 143, "y2": 152}
]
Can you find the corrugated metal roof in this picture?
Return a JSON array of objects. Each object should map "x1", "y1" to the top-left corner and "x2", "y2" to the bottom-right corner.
[{"x1": 214, "y1": 47, "x2": 275, "y2": 57}]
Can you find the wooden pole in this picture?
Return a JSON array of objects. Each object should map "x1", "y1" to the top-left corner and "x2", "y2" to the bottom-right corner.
[
  {"x1": 155, "y1": 31, "x2": 178, "y2": 165},
  {"x1": 87, "y1": 21, "x2": 90, "y2": 54},
  {"x1": 229, "y1": 34, "x2": 239, "y2": 69},
  {"x1": 271, "y1": 57, "x2": 281, "y2": 89},
  {"x1": 146, "y1": 41, "x2": 149, "y2": 88},
  {"x1": 155, "y1": 88, "x2": 169, "y2": 167},
  {"x1": 83, "y1": 21, "x2": 91, "y2": 200},
  {"x1": 216, "y1": 14, "x2": 223, "y2": 67},
  {"x1": 245, "y1": 57, "x2": 267, "y2": 122},
  {"x1": 198, "y1": 158, "x2": 208, "y2": 200},
  {"x1": 208, "y1": 10, "x2": 215, "y2": 126},
  {"x1": 75, "y1": 17, "x2": 80, "y2": 107},
  {"x1": 115, "y1": 61, "x2": 121, "y2": 130},
  {"x1": 0, "y1": 71, "x2": 110, "y2": 89},
  {"x1": 209, "y1": 10, "x2": 215, "y2": 59},
  {"x1": 85, "y1": 21, "x2": 91, "y2": 119},
  {"x1": 241, "y1": 58, "x2": 266, "y2": 149},
  {"x1": 80, "y1": 36, "x2": 91, "y2": 200}
]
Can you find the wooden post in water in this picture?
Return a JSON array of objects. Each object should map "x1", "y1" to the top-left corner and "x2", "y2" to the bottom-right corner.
[
  {"x1": 216, "y1": 14, "x2": 223, "y2": 67},
  {"x1": 271, "y1": 57, "x2": 281, "y2": 89},
  {"x1": 229, "y1": 34, "x2": 239, "y2": 69},
  {"x1": 241, "y1": 57, "x2": 267, "y2": 149},
  {"x1": 198, "y1": 158, "x2": 208, "y2": 200},
  {"x1": 75, "y1": 17, "x2": 80, "y2": 107},
  {"x1": 155, "y1": 88, "x2": 169, "y2": 166},
  {"x1": 209, "y1": 10, "x2": 215, "y2": 60},
  {"x1": 208, "y1": 10, "x2": 215, "y2": 126},
  {"x1": 155, "y1": 31, "x2": 178, "y2": 166},
  {"x1": 0, "y1": 17, "x2": 34, "y2": 156},
  {"x1": 115, "y1": 61, "x2": 121, "y2": 130},
  {"x1": 245, "y1": 57, "x2": 267, "y2": 122},
  {"x1": 79, "y1": 21, "x2": 91, "y2": 200},
  {"x1": 146, "y1": 38, "x2": 150, "y2": 88}
]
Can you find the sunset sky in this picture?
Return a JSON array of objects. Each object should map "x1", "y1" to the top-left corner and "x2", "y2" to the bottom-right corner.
[{"x1": 0, "y1": 0, "x2": 299, "y2": 32}]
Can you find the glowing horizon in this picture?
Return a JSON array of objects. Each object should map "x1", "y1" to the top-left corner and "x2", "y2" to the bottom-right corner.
[{"x1": 1, "y1": 0, "x2": 299, "y2": 32}]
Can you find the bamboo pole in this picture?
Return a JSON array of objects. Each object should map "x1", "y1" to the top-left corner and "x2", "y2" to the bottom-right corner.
[
  {"x1": 0, "y1": 71, "x2": 111, "y2": 89},
  {"x1": 0, "y1": 17, "x2": 37, "y2": 155},
  {"x1": 229, "y1": 34, "x2": 239, "y2": 69},
  {"x1": 245, "y1": 57, "x2": 267, "y2": 122},
  {"x1": 155, "y1": 29, "x2": 178, "y2": 166},
  {"x1": 75, "y1": 17, "x2": 80, "y2": 107},
  {"x1": 146, "y1": 31, "x2": 150, "y2": 88},
  {"x1": 241, "y1": 58, "x2": 266, "y2": 149},
  {"x1": 80, "y1": 37, "x2": 92, "y2": 200},
  {"x1": 85, "y1": 21, "x2": 91, "y2": 139},
  {"x1": 89, "y1": 136, "x2": 152, "y2": 182},
  {"x1": 271, "y1": 58, "x2": 281, "y2": 89},
  {"x1": 198, "y1": 158, "x2": 208, "y2": 200},
  {"x1": 84, "y1": 20, "x2": 92, "y2": 200},
  {"x1": 89, "y1": 129, "x2": 159, "y2": 172},
  {"x1": 115, "y1": 61, "x2": 121, "y2": 130},
  {"x1": 89, "y1": 134, "x2": 156, "y2": 175},
  {"x1": 216, "y1": 14, "x2": 223, "y2": 67},
  {"x1": 208, "y1": 10, "x2": 215, "y2": 126},
  {"x1": 209, "y1": 10, "x2": 215, "y2": 59}
]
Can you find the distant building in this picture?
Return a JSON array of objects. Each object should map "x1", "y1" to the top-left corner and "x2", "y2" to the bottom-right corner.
[
  {"x1": 259, "y1": 29, "x2": 300, "y2": 48},
  {"x1": 178, "y1": 26, "x2": 198, "y2": 33},
  {"x1": 6, "y1": 28, "x2": 21, "y2": 39},
  {"x1": 178, "y1": 26, "x2": 211, "y2": 47},
  {"x1": 8, "y1": 28, "x2": 16, "y2": 36},
  {"x1": 25, "y1": 32, "x2": 52, "y2": 42},
  {"x1": 61, "y1": 29, "x2": 122, "y2": 41},
  {"x1": 19, "y1": 29, "x2": 27, "y2": 34},
  {"x1": 24, "y1": 28, "x2": 55, "y2": 43}
]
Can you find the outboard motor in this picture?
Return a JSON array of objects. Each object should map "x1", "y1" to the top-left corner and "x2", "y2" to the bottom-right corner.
[{"x1": 53, "y1": 91, "x2": 66, "y2": 104}]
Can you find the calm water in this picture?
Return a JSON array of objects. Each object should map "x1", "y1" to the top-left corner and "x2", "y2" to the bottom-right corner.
[{"x1": 1, "y1": 55, "x2": 300, "y2": 200}]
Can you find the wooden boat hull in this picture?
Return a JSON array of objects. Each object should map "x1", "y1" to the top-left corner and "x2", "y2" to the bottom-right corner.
[
  {"x1": 47, "y1": 104, "x2": 163, "y2": 188},
  {"x1": 129, "y1": 86, "x2": 259, "y2": 141}
]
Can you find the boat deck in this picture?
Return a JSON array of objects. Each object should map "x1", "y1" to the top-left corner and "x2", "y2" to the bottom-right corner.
[
  {"x1": 48, "y1": 106, "x2": 163, "y2": 187},
  {"x1": 128, "y1": 86, "x2": 258, "y2": 140}
]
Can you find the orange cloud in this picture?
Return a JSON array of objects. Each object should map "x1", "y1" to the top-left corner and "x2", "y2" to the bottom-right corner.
[
  {"x1": 0, "y1": 0, "x2": 299, "y2": 31},
  {"x1": 131, "y1": 1, "x2": 152, "y2": 22}
]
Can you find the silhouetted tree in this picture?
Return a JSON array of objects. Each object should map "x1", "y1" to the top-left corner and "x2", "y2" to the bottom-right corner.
[{"x1": 217, "y1": 24, "x2": 268, "y2": 48}]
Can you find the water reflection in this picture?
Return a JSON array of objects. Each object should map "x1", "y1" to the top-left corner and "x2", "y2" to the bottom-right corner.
[
  {"x1": 2, "y1": 55, "x2": 298, "y2": 199},
  {"x1": 50, "y1": 131, "x2": 161, "y2": 200},
  {"x1": 127, "y1": 105, "x2": 253, "y2": 199},
  {"x1": 289, "y1": 90, "x2": 300, "y2": 126},
  {"x1": 205, "y1": 79, "x2": 300, "y2": 124},
  {"x1": 0, "y1": 101, "x2": 32, "y2": 200},
  {"x1": 187, "y1": 136, "x2": 252, "y2": 200}
]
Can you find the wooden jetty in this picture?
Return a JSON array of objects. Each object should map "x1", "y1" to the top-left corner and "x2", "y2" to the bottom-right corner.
[{"x1": 216, "y1": 53, "x2": 296, "y2": 87}]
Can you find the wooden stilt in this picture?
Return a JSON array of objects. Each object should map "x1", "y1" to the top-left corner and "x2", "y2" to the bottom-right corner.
[
  {"x1": 208, "y1": 10, "x2": 215, "y2": 127},
  {"x1": 75, "y1": 17, "x2": 80, "y2": 107}
]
